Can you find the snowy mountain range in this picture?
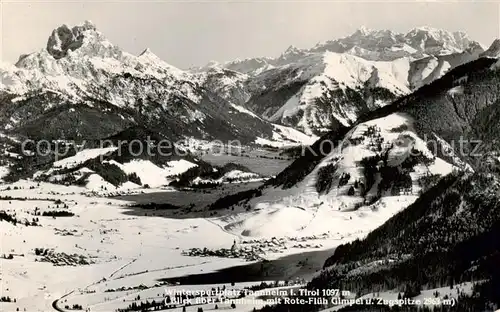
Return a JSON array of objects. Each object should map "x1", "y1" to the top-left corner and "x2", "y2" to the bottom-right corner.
[
  {"x1": 214, "y1": 55, "x2": 500, "y2": 243},
  {"x1": 195, "y1": 26, "x2": 485, "y2": 135},
  {"x1": 1, "y1": 20, "x2": 500, "y2": 312},
  {"x1": 0, "y1": 22, "x2": 488, "y2": 141},
  {"x1": 0, "y1": 21, "x2": 312, "y2": 146},
  {"x1": 0, "y1": 21, "x2": 495, "y2": 190},
  {"x1": 209, "y1": 26, "x2": 483, "y2": 73}
]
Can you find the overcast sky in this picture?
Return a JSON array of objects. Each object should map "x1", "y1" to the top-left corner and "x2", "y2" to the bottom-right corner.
[{"x1": 1, "y1": 1, "x2": 499, "y2": 69}]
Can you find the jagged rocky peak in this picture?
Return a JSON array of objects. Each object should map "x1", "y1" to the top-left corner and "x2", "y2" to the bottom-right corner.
[
  {"x1": 404, "y1": 26, "x2": 474, "y2": 53},
  {"x1": 343, "y1": 27, "x2": 400, "y2": 46},
  {"x1": 189, "y1": 60, "x2": 222, "y2": 73},
  {"x1": 205, "y1": 60, "x2": 221, "y2": 68},
  {"x1": 223, "y1": 57, "x2": 272, "y2": 74},
  {"x1": 276, "y1": 45, "x2": 308, "y2": 64},
  {"x1": 139, "y1": 47, "x2": 153, "y2": 56},
  {"x1": 138, "y1": 47, "x2": 162, "y2": 61},
  {"x1": 309, "y1": 26, "x2": 481, "y2": 59},
  {"x1": 136, "y1": 47, "x2": 187, "y2": 76},
  {"x1": 283, "y1": 45, "x2": 302, "y2": 55},
  {"x1": 481, "y1": 39, "x2": 500, "y2": 58},
  {"x1": 465, "y1": 41, "x2": 485, "y2": 55},
  {"x1": 19, "y1": 19, "x2": 126, "y2": 67},
  {"x1": 353, "y1": 25, "x2": 374, "y2": 36},
  {"x1": 46, "y1": 20, "x2": 98, "y2": 59}
]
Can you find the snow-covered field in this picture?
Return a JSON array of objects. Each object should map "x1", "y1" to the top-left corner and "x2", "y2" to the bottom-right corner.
[{"x1": 0, "y1": 180, "x2": 327, "y2": 312}]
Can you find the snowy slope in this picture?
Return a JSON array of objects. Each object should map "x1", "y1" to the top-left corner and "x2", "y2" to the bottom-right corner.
[
  {"x1": 216, "y1": 113, "x2": 454, "y2": 239},
  {"x1": 245, "y1": 52, "x2": 411, "y2": 134},
  {"x1": 107, "y1": 159, "x2": 198, "y2": 188},
  {"x1": 408, "y1": 55, "x2": 451, "y2": 89},
  {"x1": 85, "y1": 173, "x2": 117, "y2": 191},
  {"x1": 255, "y1": 124, "x2": 319, "y2": 147},
  {"x1": 480, "y1": 39, "x2": 500, "y2": 58},
  {"x1": 53, "y1": 147, "x2": 118, "y2": 169}
]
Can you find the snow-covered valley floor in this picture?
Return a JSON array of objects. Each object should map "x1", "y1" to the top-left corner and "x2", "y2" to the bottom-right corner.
[
  {"x1": 0, "y1": 181, "x2": 336, "y2": 312},
  {"x1": 0, "y1": 112, "x2": 461, "y2": 312}
]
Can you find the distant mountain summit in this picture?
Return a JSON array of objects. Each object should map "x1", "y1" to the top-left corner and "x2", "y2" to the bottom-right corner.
[
  {"x1": 0, "y1": 22, "x2": 313, "y2": 146},
  {"x1": 481, "y1": 39, "x2": 500, "y2": 58},
  {"x1": 45, "y1": 20, "x2": 99, "y2": 59},
  {"x1": 307, "y1": 26, "x2": 482, "y2": 60},
  {"x1": 203, "y1": 27, "x2": 483, "y2": 74},
  {"x1": 194, "y1": 27, "x2": 486, "y2": 135}
]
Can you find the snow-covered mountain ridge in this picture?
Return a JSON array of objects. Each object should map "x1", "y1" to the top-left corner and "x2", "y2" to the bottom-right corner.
[
  {"x1": 195, "y1": 27, "x2": 486, "y2": 135},
  {"x1": 0, "y1": 21, "x2": 314, "y2": 146},
  {"x1": 244, "y1": 52, "x2": 412, "y2": 134},
  {"x1": 214, "y1": 112, "x2": 455, "y2": 239},
  {"x1": 0, "y1": 22, "x2": 488, "y2": 137},
  {"x1": 312, "y1": 26, "x2": 482, "y2": 59},
  {"x1": 202, "y1": 26, "x2": 484, "y2": 74}
]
